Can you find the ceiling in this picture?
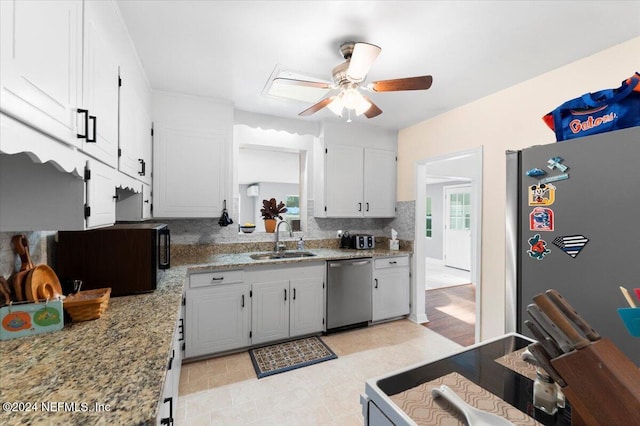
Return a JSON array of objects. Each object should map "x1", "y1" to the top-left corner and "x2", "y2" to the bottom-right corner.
[{"x1": 117, "y1": 1, "x2": 640, "y2": 131}]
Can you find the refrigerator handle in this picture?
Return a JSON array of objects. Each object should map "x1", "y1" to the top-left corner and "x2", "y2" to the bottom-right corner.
[{"x1": 505, "y1": 150, "x2": 521, "y2": 333}]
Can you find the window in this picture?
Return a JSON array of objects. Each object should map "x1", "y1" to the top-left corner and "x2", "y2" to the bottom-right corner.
[
  {"x1": 426, "y1": 196, "x2": 432, "y2": 238},
  {"x1": 448, "y1": 191, "x2": 471, "y2": 231},
  {"x1": 284, "y1": 195, "x2": 300, "y2": 221}
]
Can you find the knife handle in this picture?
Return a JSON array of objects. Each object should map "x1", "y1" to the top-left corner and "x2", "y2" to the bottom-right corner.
[
  {"x1": 545, "y1": 289, "x2": 601, "y2": 341},
  {"x1": 524, "y1": 319, "x2": 563, "y2": 358},
  {"x1": 534, "y1": 293, "x2": 590, "y2": 350},
  {"x1": 527, "y1": 303, "x2": 573, "y2": 353},
  {"x1": 528, "y1": 343, "x2": 567, "y2": 387}
]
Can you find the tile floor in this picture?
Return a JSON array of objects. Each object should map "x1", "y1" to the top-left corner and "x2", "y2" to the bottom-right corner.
[
  {"x1": 177, "y1": 320, "x2": 462, "y2": 425},
  {"x1": 425, "y1": 258, "x2": 471, "y2": 290}
]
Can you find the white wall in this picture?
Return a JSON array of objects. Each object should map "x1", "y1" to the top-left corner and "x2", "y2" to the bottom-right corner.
[{"x1": 397, "y1": 37, "x2": 640, "y2": 340}]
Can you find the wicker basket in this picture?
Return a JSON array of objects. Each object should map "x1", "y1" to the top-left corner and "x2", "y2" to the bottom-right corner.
[{"x1": 63, "y1": 288, "x2": 111, "y2": 322}]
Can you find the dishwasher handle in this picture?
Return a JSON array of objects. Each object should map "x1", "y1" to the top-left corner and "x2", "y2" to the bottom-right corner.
[{"x1": 328, "y1": 259, "x2": 371, "y2": 268}]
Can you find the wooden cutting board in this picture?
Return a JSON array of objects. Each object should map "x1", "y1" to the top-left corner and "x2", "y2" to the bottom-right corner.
[
  {"x1": 8, "y1": 235, "x2": 35, "y2": 302},
  {"x1": 25, "y1": 265, "x2": 63, "y2": 301}
]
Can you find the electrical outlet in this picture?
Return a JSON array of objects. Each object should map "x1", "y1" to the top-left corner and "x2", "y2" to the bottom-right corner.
[{"x1": 337, "y1": 230, "x2": 343, "y2": 238}]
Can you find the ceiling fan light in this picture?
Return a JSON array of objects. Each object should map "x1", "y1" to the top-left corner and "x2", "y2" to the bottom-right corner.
[
  {"x1": 342, "y1": 88, "x2": 362, "y2": 109},
  {"x1": 354, "y1": 97, "x2": 372, "y2": 116},
  {"x1": 327, "y1": 95, "x2": 344, "y2": 116}
]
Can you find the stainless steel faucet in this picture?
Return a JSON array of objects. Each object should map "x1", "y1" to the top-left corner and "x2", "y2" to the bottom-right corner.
[{"x1": 274, "y1": 220, "x2": 293, "y2": 252}]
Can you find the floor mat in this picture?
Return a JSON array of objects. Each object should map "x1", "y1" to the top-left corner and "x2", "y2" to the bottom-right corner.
[{"x1": 249, "y1": 336, "x2": 337, "y2": 379}]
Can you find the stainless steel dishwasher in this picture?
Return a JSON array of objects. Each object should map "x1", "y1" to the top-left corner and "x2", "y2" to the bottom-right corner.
[{"x1": 326, "y1": 258, "x2": 372, "y2": 332}]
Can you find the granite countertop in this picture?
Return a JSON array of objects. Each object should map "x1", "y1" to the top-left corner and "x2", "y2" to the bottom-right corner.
[
  {"x1": 183, "y1": 247, "x2": 412, "y2": 273},
  {"x1": 0, "y1": 266, "x2": 187, "y2": 426},
  {"x1": 0, "y1": 243, "x2": 411, "y2": 425}
]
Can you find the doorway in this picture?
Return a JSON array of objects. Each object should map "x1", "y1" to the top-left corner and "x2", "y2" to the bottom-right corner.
[{"x1": 413, "y1": 147, "x2": 482, "y2": 345}]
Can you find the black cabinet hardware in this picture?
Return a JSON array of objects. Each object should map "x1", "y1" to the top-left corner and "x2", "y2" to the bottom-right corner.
[
  {"x1": 374, "y1": 278, "x2": 378, "y2": 289},
  {"x1": 241, "y1": 294, "x2": 245, "y2": 308},
  {"x1": 87, "y1": 115, "x2": 96, "y2": 142},
  {"x1": 160, "y1": 397, "x2": 173, "y2": 425},
  {"x1": 138, "y1": 158, "x2": 146, "y2": 176},
  {"x1": 77, "y1": 108, "x2": 88, "y2": 139}
]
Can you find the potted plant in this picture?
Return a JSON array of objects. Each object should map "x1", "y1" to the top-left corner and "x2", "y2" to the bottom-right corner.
[{"x1": 260, "y1": 198, "x2": 287, "y2": 233}]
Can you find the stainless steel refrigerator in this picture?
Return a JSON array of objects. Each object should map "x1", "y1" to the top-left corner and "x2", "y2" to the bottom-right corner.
[{"x1": 506, "y1": 125, "x2": 640, "y2": 365}]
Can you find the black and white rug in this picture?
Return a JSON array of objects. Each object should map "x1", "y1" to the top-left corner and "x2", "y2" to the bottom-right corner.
[{"x1": 249, "y1": 336, "x2": 337, "y2": 379}]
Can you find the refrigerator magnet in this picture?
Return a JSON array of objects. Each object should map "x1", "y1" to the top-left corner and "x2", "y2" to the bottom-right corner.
[
  {"x1": 540, "y1": 173, "x2": 569, "y2": 184},
  {"x1": 552, "y1": 235, "x2": 589, "y2": 258},
  {"x1": 529, "y1": 183, "x2": 556, "y2": 206},
  {"x1": 547, "y1": 157, "x2": 569, "y2": 172},
  {"x1": 526, "y1": 168, "x2": 546, "y2": 177},
  {"x1": 529, "y1": 207, "x2": 554, "y2": 231},
  {"x1": 528, "y1": 234, "x2": 551, "y2": 260}
]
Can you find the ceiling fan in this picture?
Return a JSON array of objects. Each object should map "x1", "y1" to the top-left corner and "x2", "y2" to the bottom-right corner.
[{"x1": 272, "y1": 41, "x2": 433, "y2": 120}]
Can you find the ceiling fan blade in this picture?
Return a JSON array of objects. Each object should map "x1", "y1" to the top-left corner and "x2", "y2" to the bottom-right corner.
[
  {"x1": 298, "y1": 96, "x2": 335, "y2": 116},
  {"x1": 369, "y1": 75, "x2": 433, "y2": 92},
  {"x1": 273, "y1": 78, "x2": 332, "y2": 89},
  {"x1": 362, "y1": 95, "x2": 382, "y2": 118},
  {"x1": 346, "y1": 42, "x2": 381, "y2": 82}
]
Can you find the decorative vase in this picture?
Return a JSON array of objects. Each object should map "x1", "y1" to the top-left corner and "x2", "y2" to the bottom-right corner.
[{"x1": 264, "y1": 218, "x2": 277, "y2": 233}]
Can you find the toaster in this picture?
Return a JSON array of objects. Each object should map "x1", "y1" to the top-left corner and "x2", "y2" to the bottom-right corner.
[{"x1": 351, "y1": 234, "x2": 375, "y2": 250}]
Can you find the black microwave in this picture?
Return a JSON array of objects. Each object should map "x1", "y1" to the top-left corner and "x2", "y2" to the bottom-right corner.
[{"x1": 56, "y1": 223, "x2": 170, "y2": 297}]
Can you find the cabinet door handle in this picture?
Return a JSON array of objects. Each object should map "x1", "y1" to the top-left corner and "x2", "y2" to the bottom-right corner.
[
  {"x1": 138, "y1": 158, "x2": 146, "y2": 176},
  {"x1": 178, "y1": 318, "x2": 184, "y2": 341},
  {"x1": 211, "y1": 277, "x2": 224, "y2": 281},
  {"x1": 241, "y1": 294, "x2": 245, "y2": 308},
  {"x1": 389, "y1": 261, "x2": 397, "y2": 265},
  {"x1": 160, "y1": 397, "x2": 173, "y2": 425},
  {"x1": 374, "y1": 278, "x2": 378, "y2": 289},
  {"x1": 366, "y1": 202, "x2": 370, "y2": 212},
  {"x1": 87, "y1": 115, "x2": 97, "y2": 143},
  {"x1": 77, "y1": 108, "x2": 89, "y2": 139},
  {"x1": 167, "y1": 349, "x2": 174, "y2": 371},
  {"x1": 358, "y1": 202, "x2": 362, "y2": 212},
  {"x1": 284, "y1": 289, "x2": 287, "y2": 301},
  {"x1": 293, "y1": 288, "x2": 296, "y2": 300}
]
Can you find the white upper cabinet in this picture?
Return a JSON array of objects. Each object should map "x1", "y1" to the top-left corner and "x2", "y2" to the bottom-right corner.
[
  {"x1": 0, "y1": 0, "x2": 82, "y2": 146},
  {"x1": 363, "y1": 148, "x2": 397, "y2": 217},
  {"x1": 0, "y1": 1, "x2": 152, "y2": 230},
  {"x1": 79, "y1": 0, "x2": 120, "y2": 167},
  {"x1": 119, "y1": 78, "x2": 152, "y2": 184},
  {"x1": 325, "y1": 144, "x2": 365, "y2": 217},
  {"x1": 152, "y1": 91, "x2": 233, "y2": 218},
  {"x1": 320, "y1": 122, "x2": 398, "y2": 218}
]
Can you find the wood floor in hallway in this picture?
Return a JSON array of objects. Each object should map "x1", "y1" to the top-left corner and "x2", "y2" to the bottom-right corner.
[{"x1": 424, "y1": 283, "x2": 476, "y2": 347}]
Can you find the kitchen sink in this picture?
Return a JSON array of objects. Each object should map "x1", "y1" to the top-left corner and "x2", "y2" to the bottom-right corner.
[{"x1": 249, "y1": 251, "x2": 317, "y2": 260}]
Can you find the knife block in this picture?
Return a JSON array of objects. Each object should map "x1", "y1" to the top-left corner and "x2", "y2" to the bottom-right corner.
[{"x1": 550, "y1": 338, "x2": 640, "y2": 426}]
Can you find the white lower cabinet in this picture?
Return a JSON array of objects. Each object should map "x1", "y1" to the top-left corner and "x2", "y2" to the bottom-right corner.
[
  {"x1": 372, "y1": 256, "x2": 410, "y2": 322},
  {"x1": 247, "y1": 263, "x2": 326, "y2": 345},
  {"x1": 185, "y1": 263, "x2": 325, "y2": 359},
  {"x1": 185, "y1": 270, "x2": 250, "y2": 358},
  {"x1": 157, "y1": 305, "x2": 184, "y2": 426},
  {"x1": 251, "y1": 280, "x2": 290, "y2": 345},
  {"x1": 290, "y1": 276, "x2": 325, "y2": 337}
]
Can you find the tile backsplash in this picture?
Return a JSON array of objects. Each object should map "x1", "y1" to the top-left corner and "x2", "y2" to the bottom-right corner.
[
  {"x1": 0, "y1": 201, "x2": 415, "y2": 276},
  {"x1": 0, "y1": 231, "x2": 56, "y2": 279},
  {"x1": 164, "y1": 200, "x2": 415, "y2": 245}
]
